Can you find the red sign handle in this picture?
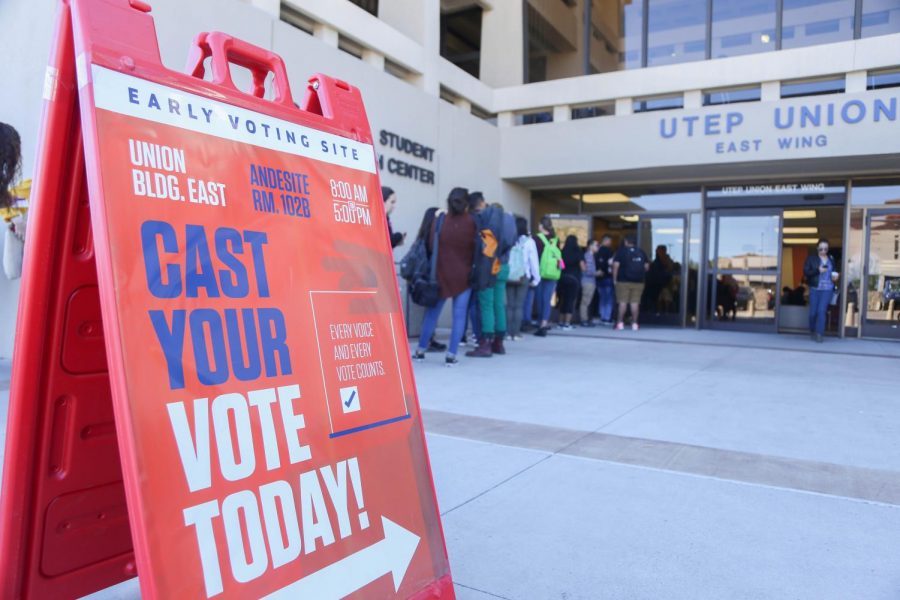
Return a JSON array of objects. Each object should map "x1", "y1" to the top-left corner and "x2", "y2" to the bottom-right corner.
[{"x1": 185, "y1": 31, "x2": 294, "y2": 107}]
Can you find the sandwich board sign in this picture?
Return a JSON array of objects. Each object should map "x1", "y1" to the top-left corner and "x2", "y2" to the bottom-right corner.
[{"x1": 0, "y1": 1, "x2": 454, "y2": 598}]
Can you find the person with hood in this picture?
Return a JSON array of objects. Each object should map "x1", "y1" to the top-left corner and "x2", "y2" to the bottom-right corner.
[
  {"x1": 381, "y1": 186, "x2": 405, "y2": 249},
  {"x1": 466, "y1": 193, "x2": 515, "y2": 357}
]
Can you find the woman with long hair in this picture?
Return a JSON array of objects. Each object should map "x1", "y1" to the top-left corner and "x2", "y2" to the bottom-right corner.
[
  {"x1": 413, "y1": 188, "x2": 475, "y2": 366},
  {"x1": 0, "y1": 123, "x2": 22, "y2": 210},
  {"x1": 557, "y1": 235, "x2": 583, "y2": 329}
]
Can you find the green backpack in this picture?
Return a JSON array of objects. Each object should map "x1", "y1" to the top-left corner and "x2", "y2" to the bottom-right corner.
[{"x1": 537, "y1": 233, "x2": 562, "y2": 281}]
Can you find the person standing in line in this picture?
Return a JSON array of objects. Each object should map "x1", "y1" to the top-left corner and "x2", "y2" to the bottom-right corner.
[
  {"x1": 467, "y1": 198, "x2": 514, "y2": 357},
  {"x1": 579, "y1": 239, "x2": 600, "y2": 327},
  {"x1": 595, "y1": 234, "x2": 615, "y2": 325},
  {"x1": 465, "y1": 192, "x2": 486, "y2": 346},
  {"x1": 556, "y1": 235, "x2": 583, "y2": 330},
  {"x1": 533, "y1": 216, "x2": 562, "y2": 337},
  {"x1": 612, "y1": 234, "x2": 650, "y2": 331},
  {"x1": 803, "y1": 238, "x2": 839, "y2": 343},
  {"x1": 410, "y1": 206, "x2": 446, "y2": 353},
  {"x1": 381, "y1": 186, "x2": 406, "y2": 249},
  {"x1": 507, "y1": 216, "x2": 540, "y2": 340},
  {"x1": 520, "y1": 218, "x2": 541, "y2": 333},
  {"x1": 413, "y1": 187, "x2": 475, "y2": 366}
]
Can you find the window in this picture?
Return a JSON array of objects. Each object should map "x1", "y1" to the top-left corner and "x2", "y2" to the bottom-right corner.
[
  {"x1": 867, "y1": 69, "x2": 900, "y2": 90},
  {"x1": 572, "y1": 103, "x2": 615, "y2": 119},
  {"x1": 280, "y1": 4, "x2": 314, "y2": 35},
  {"x1": 634, "y1": 95, "x2": 684, "y2": 112},
  {"x1": 704, "y1": 86, "x2": 762, "y2": 105},
  {"x1": 520, "y1": 111, "x2": 553, "y2": 125},
  {"x1": 781, "y1": 76, "x2": 845, "y2": 98},
  {"x1": 347, "y1": 0, "x2": 377, "y2": 16},
  {"x1": 862, "y1": 0, "x2": 900, "y2": 38},
  {"x1": 711, "y1": 0, "x2": 776, "y2": 58},
  {"x1": 440, "y1": 7, "x2": 482, "y2": 78},
  {"x1": 782, "y1": 0, "x2": 854, "y2": 49},
  {"x1": 337, "y1": 35, "x2": 364, "y2": 59},
  {"x1": 647, "y1": 0, "x2": 707, "y2": 66}
]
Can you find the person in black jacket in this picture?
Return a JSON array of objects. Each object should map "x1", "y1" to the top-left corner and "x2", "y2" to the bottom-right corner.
[
  {"x1": 803, "y1": 238, "x2": 839, "y2": 343},
  {"x1": 381, "y1": 186, "x2": 405, "y2": 248}
]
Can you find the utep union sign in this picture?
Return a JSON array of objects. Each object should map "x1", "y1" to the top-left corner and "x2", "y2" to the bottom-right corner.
[
  {"x1": 658, "y1": 89, "x2": 899, "y2": 157},
  {"x1": 0, "y1": 2, "x2": 452, "y2": 599}
]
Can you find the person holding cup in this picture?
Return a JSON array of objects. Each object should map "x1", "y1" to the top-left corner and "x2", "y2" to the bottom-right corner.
[{"x1": 803, "y1": 238, "x2": 839, "y2": 343}]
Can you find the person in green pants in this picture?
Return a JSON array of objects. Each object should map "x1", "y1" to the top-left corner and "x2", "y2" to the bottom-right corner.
[{"x1": 468, "y1": 200, "x2": 517, "y2": 357}]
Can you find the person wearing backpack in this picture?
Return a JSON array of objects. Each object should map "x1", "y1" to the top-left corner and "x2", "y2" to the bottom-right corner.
[
  {"x1": 579, "y1": 239, "x2": 600, "y2": 327},
  {"x1": 467, "y1": 198, "x2": 515, "y2": 357},
  {"x1": 533, "y1": 216, "x2": 562, "y2": 337},
  {"x1": 506, "y1": 216, "x2": 539, "y2": 340},
  {"x1": 612, "y1": 234, "x2": 650, "y2": 331},
  {"x1": 399, "y1": 206, "x2": 447, "y2": 353},
  {"x1": 412, "y1": 188, "x2": 475, "y2": 366}
]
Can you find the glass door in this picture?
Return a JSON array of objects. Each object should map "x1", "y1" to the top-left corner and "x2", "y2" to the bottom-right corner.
[
  {"x1": 638, "y1": 215, "x2": 687, "y2": 326},
  {"x1": 705, "y1": 209, "x2": 781, "y2": 331},
  {"x1": 862, "y1": 210, "x2": 900, "y2": 339}
]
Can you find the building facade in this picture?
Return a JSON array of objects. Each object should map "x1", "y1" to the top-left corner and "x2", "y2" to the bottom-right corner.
[{"x1": 1, "y1": 0, "x2": 899, "y2": 354}]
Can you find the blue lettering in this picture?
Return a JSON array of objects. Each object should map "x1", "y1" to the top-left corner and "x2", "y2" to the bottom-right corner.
[
  {"x1": 660, "y1": 118, "x2": 676, "y2": 139},
  {"x1": 190, "y1": 309, "x2": 229, "y2": 386},
  {"x1": 726, "y1": 112, "x2": 743, "y2": 133},
  {"x1": 243, "y1": 231, "x2": 270, "y2": 297},
  {"x1": 775, "y1": 107, "x2": 794, "y2": 129},
  {"x1": 225, "y1": 308, "x2": 261, "y2": 381},
  {"x1": 150, "y1": 309, "x2": 186, "y2": 390},
  {"x1": 874, "y1": 98, "x2": 897, "y2": 122},
  {"x1": 128, "y1": 87, "x2": 139, "y2": 105},
  {"x1": 228, "y1": 115, "x2": 240, "y2": 129},
  {"x1": 799, "y1": 105, "x2": 820, "y2": 128},
  {"x1": 185, "y1": 224, "x2": 220, "y2": 298},
  {"x1": 841, "y1": 100, "x2": 866, "y2": 124},
  {"x1": 258, "y1": 308, "x2": 292, "y2": 377},
  {"x1": 704, "y1": 114, "x2": 720, "y2": 135},
  {"x1": 147, "y1": 93, "x2": 161, "y2": 110},
  {"x1": 214, "y1": 228, "x2": 249, "y2": 298},
  {"x1": 141, "y1": 220, "x2": 181, "y2": 298},
  {"x1": 684, "y1": 116, "x2": 699, "y2": 137}
]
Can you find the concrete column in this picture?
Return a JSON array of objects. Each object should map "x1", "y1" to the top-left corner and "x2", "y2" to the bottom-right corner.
[
  {"x1": 553, "y1": 105, "x2": 571, "y2": 122},
  {"x1": 615, "y1": 98, "x2": 633, "y2": 116},
  {"x1": 313, "y1": 23, "x2": 339, "y2": 48},
  {"x1": 422, "y1": 0, "x2": 441, "y2": 95},
  {"x1": 684, "y1": 90, "x2": 702, "y2": 109},
  {"x1": 242, "y1": 0, "x2": 279, "y2": 18},
  {"x1": 846, "y1": 70, "x2": 867, "y2": 93},
  {"x1": 761, "y1": 81, "x2": 780, "y2": 101},
  {"x1": 362, "y1": 49, "x2": 385, "y2": 71},
  {"x1": 480, "y1": 2, "x2": 525, "y2": 87},
  {"x1": 454, "y1": 98, "x2": 472, "y2": 113},
  {"x1": 497, "y1": 111, "x2": 516, "y2": 127},
  {"x1": 378, "y1": 0, "x2": 425, "y2": 44}
]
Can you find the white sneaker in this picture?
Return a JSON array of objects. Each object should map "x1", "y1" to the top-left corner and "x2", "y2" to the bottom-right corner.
[{"x1": 632, "y1": 323, "x2": 640, "y2": 331}]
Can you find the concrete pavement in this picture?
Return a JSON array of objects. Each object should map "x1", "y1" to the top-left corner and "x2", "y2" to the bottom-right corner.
[{"x1": 1, "y1": 327, "x2": 899, "y2": 598}]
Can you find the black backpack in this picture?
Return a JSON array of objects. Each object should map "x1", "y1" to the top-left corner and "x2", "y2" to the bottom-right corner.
[
  {"x1": 622, "y1": 248, "x2": 646, "y2": 281},
  {"x1": 410, "y1": 214, "x2": 444, "y2": 307},
  {"x1": 399, "y1": 237, "x2": 428, "y2": 282}
]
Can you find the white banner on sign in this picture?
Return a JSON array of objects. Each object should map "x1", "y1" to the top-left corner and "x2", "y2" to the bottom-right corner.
[{"x1": 88, "y1": 64, "x2": 377, "y2": 174}]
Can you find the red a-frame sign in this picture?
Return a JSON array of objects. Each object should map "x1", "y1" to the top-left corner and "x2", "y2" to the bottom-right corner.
[{"x1": 0, "y1": 1, "x2": 454, "y2": 598}]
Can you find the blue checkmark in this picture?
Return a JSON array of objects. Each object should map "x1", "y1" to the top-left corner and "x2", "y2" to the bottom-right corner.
[{"x1": 344, "y1": 390, "x2": 356, "y2": 407}]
